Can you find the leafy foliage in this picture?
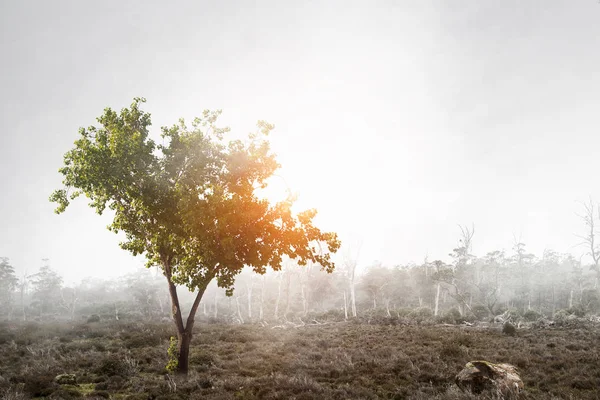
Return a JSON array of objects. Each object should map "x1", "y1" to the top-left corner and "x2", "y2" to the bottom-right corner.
[
  {"x1": 50, "y1": 98, "x2": 340, "y2": 293},
  {"x1": 29, "y1": 263, "x2": 63, "y2": 315},
  {"x1": 166, "y1": 336, "x2": 179, "y2": 373}
]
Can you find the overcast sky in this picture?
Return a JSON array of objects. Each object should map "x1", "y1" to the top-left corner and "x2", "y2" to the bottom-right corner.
[{"x1": 1, "y1": 1, "x2": 600, "y2": 283}]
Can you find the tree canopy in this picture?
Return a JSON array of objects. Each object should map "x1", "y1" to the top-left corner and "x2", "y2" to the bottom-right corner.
[{"x1": 50, "y1": 98, "x2": 340, "y2": 294}]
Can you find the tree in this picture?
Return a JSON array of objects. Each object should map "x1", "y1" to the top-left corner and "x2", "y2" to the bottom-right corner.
[
  {"x1": 477, "y1": 250, "x2": 506, "y2": 315},
  {"x1": 577, "y1": 197, "x2": 600, "y2": 289},
  {"x1": 30, "y1": 260, "x2": 63, "y2": 317},
  {"x1": 342, "y1": 240, "x2": 361, "y2": 318},
  {"x1": 435, "y1": 225, "x2": 476, "y2": 316},
  {"x1": 0, "y1": 257, "x2": 18, "y2": 317},
  {"x1": 50, "y1": 98, "x2": 340, "y2": 375},
  {"x1": 510, "y1": 238, "x2": 536, "y2": 312}
]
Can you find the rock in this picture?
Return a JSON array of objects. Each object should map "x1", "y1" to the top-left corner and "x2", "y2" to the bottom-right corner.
[
  {"x1": 54, "y1": 373, "x2": 77, "y2": 385},
  {"x1": 455, "y1": 360, "x2": 523, "y2": 399}
]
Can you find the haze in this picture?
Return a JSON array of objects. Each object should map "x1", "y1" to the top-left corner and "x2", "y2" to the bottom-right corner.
[{"x1": 1, "y1": 0, "x2": 600, "y2": 283}]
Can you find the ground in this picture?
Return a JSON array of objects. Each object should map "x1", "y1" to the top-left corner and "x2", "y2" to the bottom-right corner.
[{"x1": 1, "y1": 318, "x2": 599, "y2": 399}]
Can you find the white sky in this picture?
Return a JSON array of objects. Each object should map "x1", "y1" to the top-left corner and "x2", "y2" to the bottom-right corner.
[{"x1": 1, "y1": 1, "x2": 600, "y2": 283}]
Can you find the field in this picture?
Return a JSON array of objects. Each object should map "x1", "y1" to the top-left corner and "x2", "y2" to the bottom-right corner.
[{"x1": 1, "y1": 318, "x2": 599, "y2": 399}]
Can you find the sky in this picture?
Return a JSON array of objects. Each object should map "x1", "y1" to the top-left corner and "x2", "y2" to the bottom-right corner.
[{"x1": 1, "y1": 0, "x2": 600, "y2": 283}]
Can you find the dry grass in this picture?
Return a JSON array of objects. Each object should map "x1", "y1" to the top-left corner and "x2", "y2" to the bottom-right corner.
[{"x1": 0, "y1": 319, "x2": 599, "y2": 399}]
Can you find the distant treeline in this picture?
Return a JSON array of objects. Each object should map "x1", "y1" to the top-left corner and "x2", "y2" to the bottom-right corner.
[{"x1": 1, "y1": 235, "x2": 599, "y2": 323}]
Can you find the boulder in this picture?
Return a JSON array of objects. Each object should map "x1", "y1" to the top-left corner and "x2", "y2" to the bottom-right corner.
[
  {"x1": 54, "y1": 373, "x2": 77, "y2": 385},
  {"x1": 455, "y1": 360, "x2": 523, "y2": 399}
]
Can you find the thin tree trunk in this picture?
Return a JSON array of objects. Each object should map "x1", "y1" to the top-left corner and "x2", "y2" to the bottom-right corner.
[
  {"x1": 350, "y1": 281, "x2": 357, "y2": 318},
  {"x1": 247, "y1": 282, "x2": 253, "y2": 320},
  {"x1": 213, "y1": 291, "x2": 218, "y2": 319},
  {"x1": 259, "y1": 276, "x2": 265, "y2": 321},
  {"x1": 274, "y1": 271, "x2": 283, "y2": 319},
  {"x1": 301, "y1": 284, "x2": 307, "y2": 316},
  {"x1": 158, "y1": 296, "x2": 164, "y2": 315},
  {"x1": 434, "y1": 283, "x2": 441, "y2": 317},
  {"x1": 284, "y1": 271, "x2": 291, "y2": 319},
  {"x1": 551, "y1": 285, "x2": 555, "y2": 316},
  {"x1": 569, "y1": 289, "x2": 573, "y2": 309},
  {"x1": 343, "y1": 290, "x2": 348, "y2": 320},
  {"x1": 235, "y1": 296, "x2": 244, "y2": 323},
  {"x1": 385, "y1": 299, "x2": 391, "y2": 317}
]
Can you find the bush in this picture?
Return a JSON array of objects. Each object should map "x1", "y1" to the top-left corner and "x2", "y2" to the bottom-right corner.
[
  {"x1": 523, "y1": 309, "x2": 543, "y2": 322},
  {"x1": 94, "y1": 355, "x2": 139, "y2": 378},
  {"x1": 566, "y1": 306, "x2": 586, "y2": 317},
  {"x1": 471, "y1": 305, "x2": 489, "y2": 321},
  {"x1": 87, "y1": 390, "x2": 111, "y2": 398},
  {"x1": 49, "y1": 387, "x2": 82, "y2": 399},
  {"x1": 438, "y1": 308, "x2": 462, "y2": 324},
  {"x1": 20, "y1": 373, "x2": 56, "y2": 397},
  {"x1": 408, "y1": 307, "x2": 433, "y2": 323},
  {"x1": 87, "y1": 315, "x2": 101, "y2": 323},
  {"x1": 439, "y1": 341, "x2": 467, "y2": 359},
  {"x1": 502, "y1": 321, "x2": 516, "y2": 336}
]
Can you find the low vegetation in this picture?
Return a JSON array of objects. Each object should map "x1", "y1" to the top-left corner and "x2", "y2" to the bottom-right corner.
[{"x1": 1, "y1": 316, "x2": 599, "y2": 399}]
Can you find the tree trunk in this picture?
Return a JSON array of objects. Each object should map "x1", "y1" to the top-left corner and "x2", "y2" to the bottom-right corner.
[
  {"x1": 434, "y1": 283, "x2": 441, "y2": 316},
  {"x1": 274, "y1": 271, "x2": 283, "y2": 319},
  {"x1": 158, "y1": 296, "x2": 164, "y2": 315},
  {"x1": 385, "y1": 299, "x2": 391, "y2": 317},
  {"x1": 343, "y1": 290, "x2": 348, "y2": 320},
  {"x1": 213, "y1": 291, "x2": 218, "y2": 319},
  {"x1": 569, "y1": 289, "x2": 573, "y2": 309},
  {"x1": 284, "y1": 271, "x2": 291, "y2": 319},
  {"x1": 259, "y1": 276, "x2": 265, "y2": 321},
  {"x1": 177, "y1": 331, "x2": 192, "y2": 375},
  {"x1": 301, "y1": 284, "x2": 308, "y2": 316},
  {"x1": 247, "y1": 282, "x2": 253, "y2": 320},
  {"x1": 163, "y1": 258, "x2": 211, "y2": 376},
  {"x1": 235, "y1": 296, "x2": 244, "y2": 323},
  {"x1": 350, "y1": 281, "x2": 357, "y2": 318}
]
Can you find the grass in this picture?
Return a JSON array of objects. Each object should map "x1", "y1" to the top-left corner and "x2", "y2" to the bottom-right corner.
[{"x1": 0, "y1": 319, "x2": 599, "y2": 399}]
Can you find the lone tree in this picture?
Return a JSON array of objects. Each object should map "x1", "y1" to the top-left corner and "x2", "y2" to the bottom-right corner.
[{"x1": 50, "y1": 98, "x2": 340, "y2": 375}]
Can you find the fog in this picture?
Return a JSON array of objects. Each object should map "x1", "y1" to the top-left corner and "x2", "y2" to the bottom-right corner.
[
  {"x1": 1, "y1": 1, "x2": 600, "y2": 285},
  {"x1": 2, "y1": 226, "x2": 599, "y2": 322}
]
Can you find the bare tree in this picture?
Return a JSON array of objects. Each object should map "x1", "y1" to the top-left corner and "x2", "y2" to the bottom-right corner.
[
  {"x1": 343, "y1": 239, "x2": 362, "y2": 318},
  {"x1": 577, "y1": 197, "x2": 600, "y2": 288},
  {"x1": 60, "y1": 287, "x2": 78, "y2": 320}
]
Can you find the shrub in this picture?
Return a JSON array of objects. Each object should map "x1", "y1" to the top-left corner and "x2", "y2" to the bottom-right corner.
[
  {"x1": 438, "y1": 308, "x2": 462, "y2": 324},
  {"x1": 94, "y1": 355, "x2": 138, "y2": 378},
  {"x1": 87, "y1": 390, "x2": 111, "y2": 398},
  {"x1": 566, "y1": 306, "x2": 586, "y2": 317},
  {"x1": 20, "y1": 373, "x2": 56, "y2": 397},
  {"x1": 165, "y1": 336, "x2": 178, "y2": 373},
  {"x1": 502, "y1": 321, "x2": 516, "y2": 336},
  {"x1": 86, "y1": 315, "x2": 101, "y2": 324},
  {"x1": 471, "y1": 305, "x2": 489, "y2": 321},
  {"x1": 409, "y1": 307, "x2": 433, "y2": 323},
  {"x1": 49, "y1": 387, "x2": 82, "y2": 399},
  {"x1": 439, "y1": 341, "x2": 467, "y2": 359},
  {"x1": 523, "y1": 309, "x2": 543, "y2": 322}
]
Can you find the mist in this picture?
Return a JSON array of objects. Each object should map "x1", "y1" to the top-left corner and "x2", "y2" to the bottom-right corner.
[{"x1": 2, "y1": 1, "x2": 600, "y2": 398}]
